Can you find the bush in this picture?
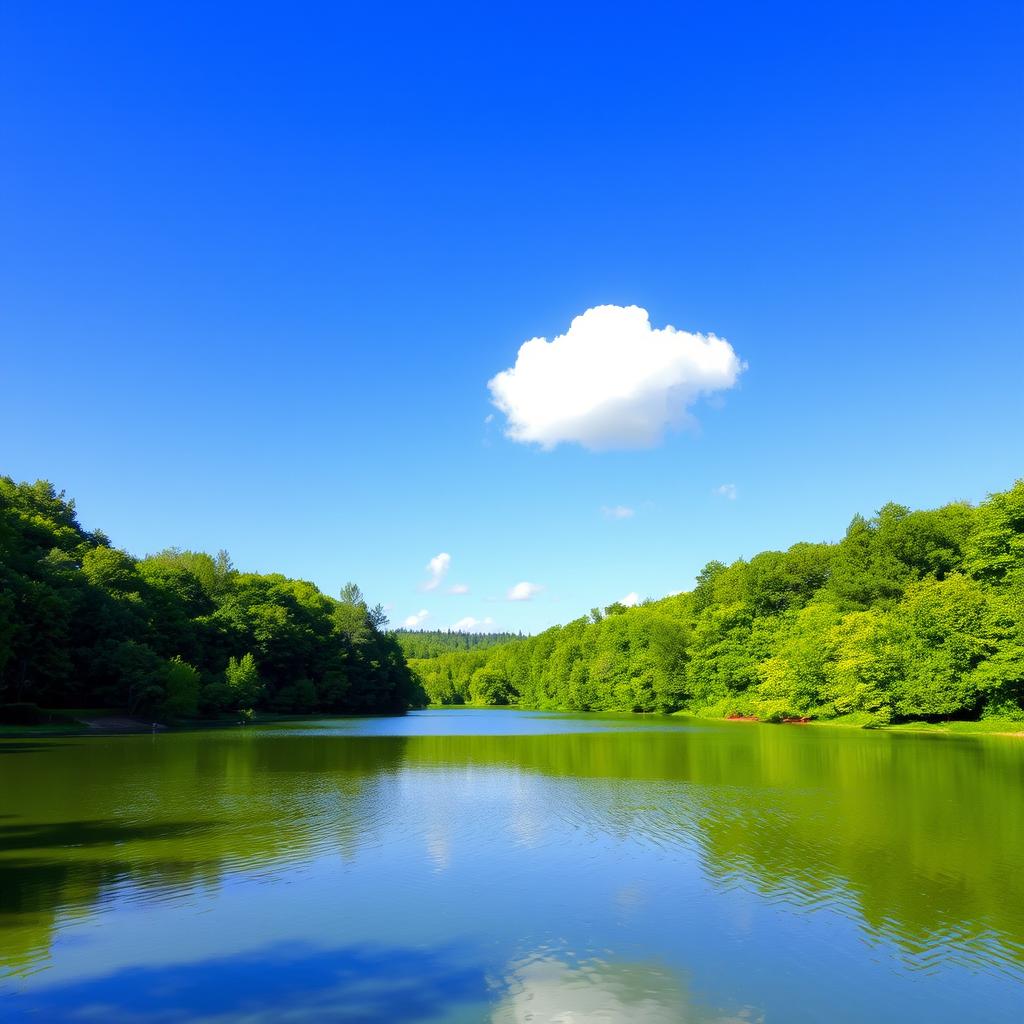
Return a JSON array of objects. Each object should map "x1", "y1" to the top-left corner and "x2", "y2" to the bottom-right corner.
[
  {"x1": 199, "y1": 681, "x2": 233, "y2": 715},
  {"x1": 161, "y1": 657, "x2": 200, "y2": 719},
  {"x1": 271, "y1": 679, "x2": 318, "y2": 713},
  {"x1": 470, "y1": 666, "x2": 513, "y2": 706},
  {"x1": 225, "y1": 653, "x2": 263, "y2": 710}
]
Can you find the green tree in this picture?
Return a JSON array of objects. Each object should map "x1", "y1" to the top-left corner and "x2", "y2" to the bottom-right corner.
[
  {"x1": 162, "y1": 657, "x2": 201, "y2": 718},
  {"x1": 470, "y1": 665, "x2": 513, "y2": 705},
  {"x1": 225, "y1": 653, "x2": 263, "y2": 711},
  {"x1": 964, "y1": 481, "x2": 1024, "y2": 583}
]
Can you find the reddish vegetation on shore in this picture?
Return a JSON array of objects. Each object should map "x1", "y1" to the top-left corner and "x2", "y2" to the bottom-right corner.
[{"x1": 724, "y1": 714, "x2": 812, "y2": 724}]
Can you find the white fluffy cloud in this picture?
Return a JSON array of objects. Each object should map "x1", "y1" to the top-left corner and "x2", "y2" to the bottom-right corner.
[
  {"x1": 448, "y1": 583, "x2": 470, "y2": 595},
  {"x1": 403, "y1": 609, "x2": 430, "y2": 628},
  {"x1": 508, "y1": 581, "x2": 543, "y2": 601},
  {"x1": 488, "y1": 305, "x2": 744, "y2": 450},
  {"x1": 450, "y1": 615, "x2": 496, "y2": 632},
  {"x1": 714, "y1": 483, "x2": 738, "y2": 500},
  {"x1": 421, "y1": 552, "x2": 451, "y2": 591},
  {"x1": 601, "y1": 505, "x2": 635, "y2": 520},
  {"x1": 619, "y1": 592, "x2": 641, "y2": 607}
]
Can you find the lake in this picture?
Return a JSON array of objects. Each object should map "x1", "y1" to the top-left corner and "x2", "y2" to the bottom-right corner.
[{"x1": 1, "y1": 709, "x2": 1021, "y2": 1022}]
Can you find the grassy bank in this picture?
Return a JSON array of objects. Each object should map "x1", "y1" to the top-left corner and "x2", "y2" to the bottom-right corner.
[
  {"x1": 679, "y1": 709, "x2": 1024, "y2": 736},
  {"x1": 883, "y1": 717, "x2": 1024, "y2": 736},
  {"x1": 425, "y1": 703, "x2": 1024, "y2": 737}
]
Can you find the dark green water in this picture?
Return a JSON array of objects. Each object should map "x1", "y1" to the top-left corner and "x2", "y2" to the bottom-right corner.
[{"x1": 1, "y1": 710, "x2": 1021, "y2": 1022}]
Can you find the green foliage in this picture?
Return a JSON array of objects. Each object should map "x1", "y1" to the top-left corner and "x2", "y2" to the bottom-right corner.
[
  {"x1": 971, "y1": 583, "x2": 1024, "y2": 717},
  {"x1": 223, "y1": 653, "x2": 263, "y2": 711},
  {"x1": 88, "y1": 639, "x2": 168, "y2": 715},
  {"x1": 469, "y1": 665, "x2": 514, "y2": 705},
  {"x1": 411, "y1": 482, "x2": 1024, "y2": 723},
  {"x1": 963, "y1": 480, "x2": 1024, "y2": 583},
  {"x1": 4, "y1": 474, "x2": 1022, "y2": 725},
  {"x1": 0, "y1": 476, "x2": 416, "y2": 720},
  {"x1": 394, "y1": 629, "x2": 522, "y2": 659},
  {"x1": 162, "y1": 657, "x2": 201, "y2": 719},
  {"x1": 271, "y1": 678, "x2": 318, "y2": 713}
]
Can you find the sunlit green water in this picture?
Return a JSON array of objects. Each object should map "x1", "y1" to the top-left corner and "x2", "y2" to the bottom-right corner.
[{"x1": 1, "y1": 710, "x2": 1021, "y2": 1022}]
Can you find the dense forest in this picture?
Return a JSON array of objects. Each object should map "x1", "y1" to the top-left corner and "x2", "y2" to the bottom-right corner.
[
  {"x1": 394, "y1": 629, "x2": 523, "y2": 659},
  {"x1": 3, "y1": 476, "x2": 1023, "y2": 727},
  {"x1": 410, "y1": 482, "x2": 1024, "y2": 724},
  {"x1": 0, "y1": 477, "x2": 415, "y2": 720}
]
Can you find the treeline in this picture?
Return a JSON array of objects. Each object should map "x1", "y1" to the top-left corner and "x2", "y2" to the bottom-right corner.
[
  {"x1": 0, "y1": 478, "x2": 416, "y2": 720},
  {"x1": 394, "y1": 629, "x2": 523, "y2": 659},
  {"x1": 411, "y1": 482, "x2": 1024, "y2": 723}
]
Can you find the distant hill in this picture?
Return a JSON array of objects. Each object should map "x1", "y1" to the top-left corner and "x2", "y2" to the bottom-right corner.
[{"x1": 393, "y1": 629, "x2": 524, "y2": 659}]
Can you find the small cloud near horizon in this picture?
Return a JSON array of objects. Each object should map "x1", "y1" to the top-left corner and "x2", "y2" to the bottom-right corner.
[
  {"x1": 403, "y1": 609, "x2": 430, "y2": 627},
  {"x1": 450, "y1": 615, "x2": 496, "y2": 632},
  {"x1": 601, "y1": 505, "x2": 635, "y2": 520},
  {"x1": 619, "y1": 592, "x2": 641, "y2": 607},
  {"x1": 421, "y1": 552, "x2": 451, "y2": 591},
  {"x1": 508, "y1": 581, "x2": 543, "y2": 601},
  {"x1": 714, "y1": 483, "x2": 738, "y2": 500}
]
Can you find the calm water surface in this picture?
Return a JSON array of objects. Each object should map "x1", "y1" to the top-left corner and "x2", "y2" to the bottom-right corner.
[{"x1": 1, "y1": 710, "x2": 1022, "y2": 1022}]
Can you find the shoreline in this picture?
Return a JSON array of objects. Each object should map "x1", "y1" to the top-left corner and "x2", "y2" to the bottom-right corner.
[
  {"x1": 417, "y1": 704, "x2": 1024, "y2": 737},
  {"x1": 3, "y1": 706, "x2": 1022, "y2": 739},
  {"x1": 0, "y1": 710, "x2": 342, "y2": 739}
]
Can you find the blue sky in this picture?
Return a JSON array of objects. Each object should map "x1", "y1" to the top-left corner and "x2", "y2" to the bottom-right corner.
[{"x1": 2, "y1": 2, "x2": 1022, "y2": 633}]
